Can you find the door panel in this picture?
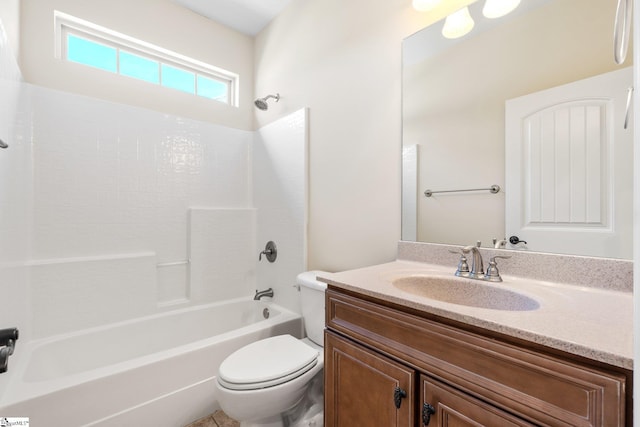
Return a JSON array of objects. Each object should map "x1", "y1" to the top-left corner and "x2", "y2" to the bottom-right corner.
[{"x1": 505, "y1": 67, "x2": 633, "y2": 258}]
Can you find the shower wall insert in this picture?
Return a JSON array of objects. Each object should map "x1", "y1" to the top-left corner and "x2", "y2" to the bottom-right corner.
[{"x1": 0, "y1": 26, "x2": 308, "y2": 424}]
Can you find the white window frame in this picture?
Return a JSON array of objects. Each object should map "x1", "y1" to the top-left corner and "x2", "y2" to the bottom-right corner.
[{"x1": 54, "y1": 11, "x2": 239, "y2": 107}]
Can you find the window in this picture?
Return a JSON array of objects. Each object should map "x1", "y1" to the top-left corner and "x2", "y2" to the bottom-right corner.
[{"x1": 54, "y1": 11, "x2": 238, "y2": 106}]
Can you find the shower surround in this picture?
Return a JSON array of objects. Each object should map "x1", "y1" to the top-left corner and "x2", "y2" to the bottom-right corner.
[{"x1": 0, "y1": 16, "x2": 308, "y2": 419}]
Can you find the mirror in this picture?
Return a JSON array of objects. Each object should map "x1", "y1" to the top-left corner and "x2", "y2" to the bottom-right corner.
[{"x1": 402, "y1": 0, "x2": 633, "y2": 259}]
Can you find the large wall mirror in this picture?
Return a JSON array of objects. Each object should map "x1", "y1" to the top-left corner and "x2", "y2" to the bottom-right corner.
[{"x1": 402, "y1": 0, "x2": 633, "y2": 259}]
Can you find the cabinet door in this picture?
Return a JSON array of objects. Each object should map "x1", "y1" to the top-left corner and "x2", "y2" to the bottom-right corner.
[
  {"x1": 325, "y1": 331, "x2": 415, "y2": 427},
  {"x1": 421, "y1": 375, "x2": 536, "y2": 427}
]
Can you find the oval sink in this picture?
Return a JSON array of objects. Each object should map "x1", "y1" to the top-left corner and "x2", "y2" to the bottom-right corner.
[{"x1": 392, "y1": 275, "x2": 539, "y2": 311}]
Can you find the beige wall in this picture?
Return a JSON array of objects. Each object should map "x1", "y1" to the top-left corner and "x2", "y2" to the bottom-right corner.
[
  {"x1": 19, "y1": 0, "x2": 254, "y2": 130},
  {"x1": 254, "y1": 0, "x2": 473, "y2": 271}
]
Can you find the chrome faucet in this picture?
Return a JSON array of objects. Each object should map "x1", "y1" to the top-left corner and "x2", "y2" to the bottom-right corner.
[
  {"x1": 454, "y1": 244, "x2": 511, "y2": 282},
  {"x1": 254, "y1": 288, "x2": 274, "y2": 300},
  {"x1": 461, "y1": 245, "x2": 485, "y2": 279}
]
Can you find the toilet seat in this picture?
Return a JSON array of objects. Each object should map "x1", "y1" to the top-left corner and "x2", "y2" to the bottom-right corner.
[{"x1": 218, "y1": 335, "x2": 319, "y2": 391}]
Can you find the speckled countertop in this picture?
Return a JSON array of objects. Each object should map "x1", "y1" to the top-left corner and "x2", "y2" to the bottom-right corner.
[{"x1": 318, "y1": 248, "x2": 633, "y2": 370}]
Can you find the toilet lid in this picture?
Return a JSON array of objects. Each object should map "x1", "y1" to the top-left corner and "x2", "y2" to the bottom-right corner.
[{"x1": 218, "y1": 335, "x2": 319, "y2": 390}]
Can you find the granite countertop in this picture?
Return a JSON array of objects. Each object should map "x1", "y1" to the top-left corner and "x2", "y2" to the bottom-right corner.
[{"x1": 318, "y1": 260, "x2": 633, "y2": 370}]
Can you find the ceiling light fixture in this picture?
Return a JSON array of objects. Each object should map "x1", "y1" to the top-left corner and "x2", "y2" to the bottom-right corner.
[
  {"x1": 482, "y1": 0, "x2": 521, "y2": 19},
  {"x1": 442, "y1": 7, "x2": 475, "y2": 39},
  {"x1": 412, "y1": 0, "x2": 442, "y2": 12}
]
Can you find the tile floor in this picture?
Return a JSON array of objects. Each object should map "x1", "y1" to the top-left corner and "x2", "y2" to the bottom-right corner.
[{"x1": 184, "y1": 410, "x2": 239, "y2": 427}]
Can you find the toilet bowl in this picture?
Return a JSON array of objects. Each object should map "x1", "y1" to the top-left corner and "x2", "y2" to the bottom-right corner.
[{"x1": 214, "y1": 271, "x2": 328, "y2": 427}]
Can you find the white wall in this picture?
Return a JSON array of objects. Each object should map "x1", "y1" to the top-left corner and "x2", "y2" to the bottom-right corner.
[
  {"x1": 254, "y1": 109, "x2": 308, "y2": 312},
  {"x1": 0, "y1": 2, "x2": 312, "y2": 344},
  {"x1": 20, "y1": 0, "x2": 254, "y2": 130},
  {"x1": 254, "y1": 0, "x2": 474, "y2": 272},
  {"x1": 0, "y1": 16, "x2": 309, "y2": 341},
  {"x1": 0, "y1": 7, "x2": 258, "y2": 341},
  {"x1": 0, "y1": 17, "x2": 29, "y2": 389},
  {"x1": 17, "y1": 82, "x2": 255, "y2": 340}
]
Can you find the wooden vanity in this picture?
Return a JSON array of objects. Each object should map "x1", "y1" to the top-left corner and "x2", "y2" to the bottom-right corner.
[{"x1": 322, "y1": 268, "x2": 632, "y2": 427}]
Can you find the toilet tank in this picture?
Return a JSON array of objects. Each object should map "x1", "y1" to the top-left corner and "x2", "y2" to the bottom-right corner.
[{"x1": 297, "y1": 271, "x2": 328, "y2": 346}]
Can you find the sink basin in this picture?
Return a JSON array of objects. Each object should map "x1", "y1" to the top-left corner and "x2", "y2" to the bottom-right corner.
[{"x1": 391, "y1": 275, "x2": 539, "y2": 311}]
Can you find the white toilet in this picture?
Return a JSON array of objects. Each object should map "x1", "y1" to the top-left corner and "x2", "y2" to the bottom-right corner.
[{"x1": 215, "y1": 271, "x2": 328, "y2": 427}]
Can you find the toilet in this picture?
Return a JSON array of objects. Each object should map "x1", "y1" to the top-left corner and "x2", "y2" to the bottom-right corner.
[{"x1": 214, "y1": 271, "x2": 328, "y2": 427}]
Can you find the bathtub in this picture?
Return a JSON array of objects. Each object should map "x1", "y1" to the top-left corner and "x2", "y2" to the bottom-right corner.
[{"x1": 0, "y1": 298, "x2": 302, "y2": 426}]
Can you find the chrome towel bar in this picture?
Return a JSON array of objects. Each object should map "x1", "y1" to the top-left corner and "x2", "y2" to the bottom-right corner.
[{"x1": 424, "y1": 184, "x2": 500, "y2": 197}]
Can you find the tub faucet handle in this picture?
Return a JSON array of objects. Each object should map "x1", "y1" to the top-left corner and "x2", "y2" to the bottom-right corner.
[{"x1": 259, "y1": 241, "x2": 277, "y2": 263}]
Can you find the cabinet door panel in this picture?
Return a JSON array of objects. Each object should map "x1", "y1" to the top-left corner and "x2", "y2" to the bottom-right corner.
[
  {"x1": 325, "y1": 331, "x2": 415, "y2": 427},
  {"x1": 421, "y1": 375, "x2": 536, "y2": 427}
]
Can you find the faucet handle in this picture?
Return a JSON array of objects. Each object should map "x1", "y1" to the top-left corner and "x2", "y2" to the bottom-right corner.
[
  {"x1": 493, "y1": 238, "x2": 508, "y2": 249},
  {"x1": 449, "y1": 249, "x2": 470, "y2": 277},
  {"x1": 485, "y1": 255, "x2": 511, "y2": 282},
  {"x1": 259, "y1": 241, "x2": 278, "y2": 262}
]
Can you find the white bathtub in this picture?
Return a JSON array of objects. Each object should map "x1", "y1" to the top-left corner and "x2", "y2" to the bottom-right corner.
[{"x1": 0, "y1": 298, "x2": 303, "y2": 426}]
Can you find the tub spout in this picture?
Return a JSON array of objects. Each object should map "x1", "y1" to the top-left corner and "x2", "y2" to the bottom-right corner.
[
  {"x1": 0, "y1": 346, "x2": 11, "y2": 374},
  {"x1": 0, "y1": 327, "x2": 18, "y2": 346},
  {"x1": 0, "y1": 327, "x2": 18, "y2": 374},
  {"x1": 254, "y1": 288, "x2": 274, "y2": 300}
]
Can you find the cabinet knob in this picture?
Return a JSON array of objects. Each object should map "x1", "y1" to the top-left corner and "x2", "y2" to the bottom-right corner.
[
  {"x1": 393, "y1": 386, "x2": 407, "y2": 409},
  {"x1": 422, "y1": 403, "x2": 436, "y2": 425}
]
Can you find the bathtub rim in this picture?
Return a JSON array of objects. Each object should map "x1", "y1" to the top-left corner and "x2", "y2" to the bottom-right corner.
[{"x1": 0, "y1": 297, "x2": 302, "y2": 409}]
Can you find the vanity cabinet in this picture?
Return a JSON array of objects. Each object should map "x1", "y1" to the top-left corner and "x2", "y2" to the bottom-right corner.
[{"x1": 324, "y1": 287, "x2": 630, "y2": 427}]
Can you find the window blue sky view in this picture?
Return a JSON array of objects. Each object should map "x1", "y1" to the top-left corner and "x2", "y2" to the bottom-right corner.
[
  {"x1": 120, "y1": 51, "x2": 159, "y2": 84},
  {"x1": 66, "y1": 32, "x2": 231, "y2": 103},
  {"x1": 67, "y1": 34, "x2": 117, "y2": 72},
  {"x1": 197, "y1": 75, "x2": 227, "y2": 102},
  {"x1": 161, "y1": 64, "x2": 195, "y2": 94}
]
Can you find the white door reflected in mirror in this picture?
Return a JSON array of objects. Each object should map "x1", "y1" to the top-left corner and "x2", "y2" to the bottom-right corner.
[{"x1": 505, "y1": 67, "x2": 633, "y2": 259}]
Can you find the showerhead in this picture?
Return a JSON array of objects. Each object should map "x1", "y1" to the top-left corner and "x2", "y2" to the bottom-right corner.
[
  {"x1": 254, "y1": 93, "x2": 280, "y2": 110},
  {"x1": 254, "y1": 99, "x2": 269, "y2": 111}
]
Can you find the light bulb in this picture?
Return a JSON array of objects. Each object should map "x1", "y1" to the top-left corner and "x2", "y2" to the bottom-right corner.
[
  {"x1": 442, "y1": 7, "x2": 475, "y2": 39},
  {"x1": 482, "y1": 0, "x2": 521, "y2": 18},
  {"x1": 412, "y1": 0, "x2": 441, "y2": 12}
]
